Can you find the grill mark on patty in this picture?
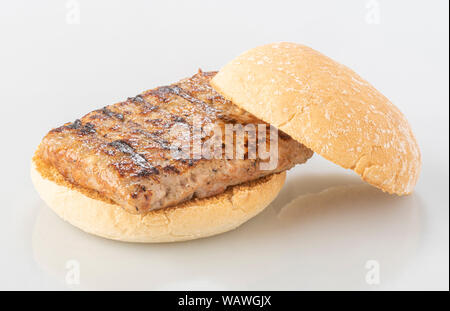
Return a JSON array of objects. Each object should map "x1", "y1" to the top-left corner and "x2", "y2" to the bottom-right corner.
[
  {"x1": 100, "y1": 107, "x2": 124, "y2": 121},
  {"x1": 51, "y1": 119, "x2": 97, "y2": 135},
  {"x1": 149, "y1": 85, "x2": 217, "y2": 114},
  {"x1": 128, "y1": 94, "x2": 145, "y2": 103},
  {"x1": 108, "y1": 140, "x2": 159, "y2": 176},
  {"x1": 114, "y1": 118, "x2": 175, "y2": 151},
  {"x1": 67, "y1": 119, "x2": 82, "y2": 129},
  {"x1": 128, "y1": 94, "x2": 159, "y2": 114},
  {"x1": 79, "y1": 123, "x2": 96, "y2": 135},
  {"x1": 130, "y1": 128, "x2": 172, "y2": 150}
]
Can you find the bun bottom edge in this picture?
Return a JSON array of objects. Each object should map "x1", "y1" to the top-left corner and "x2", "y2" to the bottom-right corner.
[{"x1": 30, "y1": 160, "x2": 286, "y2": 243}]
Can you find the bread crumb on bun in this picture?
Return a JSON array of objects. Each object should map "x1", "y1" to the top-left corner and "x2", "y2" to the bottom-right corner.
[
  {"x1": 31, "y1": 156, "x2": 285, "y2": 243},
  {"x1": 211, "y1": 42, "x2": 421, "y2": 195}
]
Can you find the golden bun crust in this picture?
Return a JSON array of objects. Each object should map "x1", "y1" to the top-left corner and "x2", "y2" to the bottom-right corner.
[
  {"x1": 211, "y1": 42, "x2": 421, "y2": 195},
  {"x1": 31, "y1": 157, "x2": 285, "y2": 243}
]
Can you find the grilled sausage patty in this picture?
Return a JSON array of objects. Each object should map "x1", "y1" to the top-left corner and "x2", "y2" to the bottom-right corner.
[{"x1": 37, "y1": 71, "x2": 313, "y2": 213}]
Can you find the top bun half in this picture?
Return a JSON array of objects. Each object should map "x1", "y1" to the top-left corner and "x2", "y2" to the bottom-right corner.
[{"x1": 211, "y1": 42, "x2": 421, "y2": 195}]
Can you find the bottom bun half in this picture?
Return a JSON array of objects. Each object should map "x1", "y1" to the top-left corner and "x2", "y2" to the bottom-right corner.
[{"x1": 31, "y1": 159, "x2": 285, "y2": 243}]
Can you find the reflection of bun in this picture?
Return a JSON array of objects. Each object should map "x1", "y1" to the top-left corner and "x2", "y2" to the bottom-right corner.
[
  {"x1": 212, "y1": 42, "x2": 421, "y2": 195},
  {"x1": 31, "y1": 158, "x2": 285, "y2": 243}
]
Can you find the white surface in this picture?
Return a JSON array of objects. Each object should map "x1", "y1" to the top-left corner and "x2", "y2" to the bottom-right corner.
[{"x1": 0, "y1": 0, "x2": 448, "y2": 290}]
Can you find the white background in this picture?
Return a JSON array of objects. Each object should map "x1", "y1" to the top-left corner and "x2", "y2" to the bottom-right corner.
[{"x1": 0, "y1": 0, "x2": 448, "y2": 290}]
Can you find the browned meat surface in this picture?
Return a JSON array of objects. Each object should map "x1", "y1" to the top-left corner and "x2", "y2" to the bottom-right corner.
[{"x1": 37, "y1": 70, "x2": 313, "y2": 213}]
